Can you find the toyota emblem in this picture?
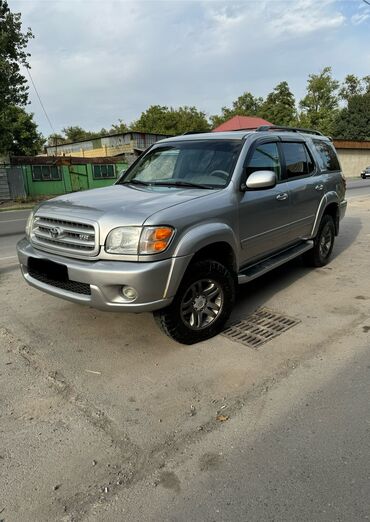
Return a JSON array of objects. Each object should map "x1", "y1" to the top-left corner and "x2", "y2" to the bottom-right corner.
[{"x1": 49, "y1": 226, "x2": 62, "y2": 239}]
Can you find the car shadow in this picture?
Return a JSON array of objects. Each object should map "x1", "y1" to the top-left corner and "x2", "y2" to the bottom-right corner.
[{"x1": 230, "y1": 216, "x2": 362, "y2": 322}]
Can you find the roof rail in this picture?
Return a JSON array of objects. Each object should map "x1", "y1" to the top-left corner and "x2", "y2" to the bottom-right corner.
[
  {"x1": 182, "y1": 130, "x2": 209, "y2": 135},
  {"x1": 255, "y1": 125, "x2": 323, "y2": 137}
]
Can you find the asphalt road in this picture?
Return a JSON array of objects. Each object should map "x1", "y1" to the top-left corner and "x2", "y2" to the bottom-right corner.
[{"x1": 0, "y1": 188, "x2": 370, "y2": 521}]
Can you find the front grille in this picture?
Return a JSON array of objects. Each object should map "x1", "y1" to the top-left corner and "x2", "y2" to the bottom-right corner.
[
  {"x1": 31, "y1": 215, "x2": 99, "y2": 257},
  {"x1": 28, "y1": 267, "x2": 91, "y2": 295}
]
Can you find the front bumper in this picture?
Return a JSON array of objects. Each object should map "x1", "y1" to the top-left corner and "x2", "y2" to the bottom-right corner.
[{"x1": 17, "y1": 239, "x2": 191, "y2": 312}]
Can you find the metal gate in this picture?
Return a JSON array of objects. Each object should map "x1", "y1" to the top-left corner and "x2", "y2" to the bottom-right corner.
[
  {"x1": 7, "y1": 166, "x2": 26, "y2": 199},
  {"x1": 0, "y1": 166, "x2": 11, "y2": 200}
]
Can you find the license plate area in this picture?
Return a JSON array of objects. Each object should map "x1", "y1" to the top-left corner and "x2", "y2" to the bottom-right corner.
[{"x1": 28, "y1": 257, "x2": 68, "y2": 282}]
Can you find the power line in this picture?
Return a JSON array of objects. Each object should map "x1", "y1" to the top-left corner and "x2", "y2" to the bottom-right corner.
[
  {"x1": 25, "y1": 66, "x2": 55, "y2": 135},
  {"x1": 363, "y1": 0, "x2": 370, "y2": 6}
]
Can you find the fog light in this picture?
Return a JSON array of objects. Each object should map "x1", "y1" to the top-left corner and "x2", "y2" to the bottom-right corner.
[{"x1": 122, "y1": 286, "x2": 138, "y2": 301}]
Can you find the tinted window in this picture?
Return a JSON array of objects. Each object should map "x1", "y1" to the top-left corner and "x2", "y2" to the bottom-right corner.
[
  {"x1": 281, "y1": 142, "x2": 314, "y2": 179},
  {"x1": 246, "y1": 142, "x2": 281, "y2": 180},
  {"x1": 313, "y1": 140, "x2": 340, "y2": 172}
]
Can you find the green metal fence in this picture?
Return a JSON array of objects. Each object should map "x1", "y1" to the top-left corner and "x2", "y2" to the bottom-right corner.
[{"x1": 8, "y1": 159, "x2": 128, "y2": 198}]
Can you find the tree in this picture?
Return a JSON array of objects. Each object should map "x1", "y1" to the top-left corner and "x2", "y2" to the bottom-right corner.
[
  {"x1": 47, "y1": 133, "x2": 66, "y2": 147},
  {"x1": 261, "y1": 81, "x2": 296, "y2": 126},
  {"x1": 131, "y1": 105, "x2": 211, "y2": 135},
  {"x1": 0, "y1": 106, "x2": 44, "y2": 155},
  {"x1": 333, "y1": 93, "x2": 370, "y2": 140},
  {"x1": 0, "y1": 0, "x2": 44, "y2": 156},
  {"x1": 299, "y1": 67, "x2": 339, "y2": 135},
  {"x1": 0, "y1": 0, "x2": 33, "y2": 112},
  {"x1": 210, "y1": 91, "x2": 263, "y2": 127},
  {"x1": 110, "y1": 119, "x2": 128, "y2": 134},
  {"x1": 61, "y1": 126, "x2": 93, "y2": 142},
  {"x1": 339, "y1": 74, "x2": 363, "y2": 102}
]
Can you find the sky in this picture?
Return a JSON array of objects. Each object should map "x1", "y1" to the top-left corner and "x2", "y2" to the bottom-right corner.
[{"x1": 10, "y1": 0, "x2": 370, "y2": 137}]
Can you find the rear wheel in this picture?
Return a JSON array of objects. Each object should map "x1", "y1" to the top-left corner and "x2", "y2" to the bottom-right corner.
[
  {"x1": 304, "y1": 214, "x2": 335, "y2": 267},
  {"x1": 154, "y1": 259, "x2": 235, "y2": 344}
]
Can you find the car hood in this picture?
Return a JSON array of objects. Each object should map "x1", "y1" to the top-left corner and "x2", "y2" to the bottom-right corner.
[{"x1": 36, "y1": 184, "x2": 215, "y2": 228}]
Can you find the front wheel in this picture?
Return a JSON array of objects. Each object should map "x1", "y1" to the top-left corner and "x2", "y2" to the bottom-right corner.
[
  {"x1": 304, "y1": 214, "x2": 335, "y2": 267},
  {"x1": 154, "y1": 259, "x2": 235, "y2": 344}
]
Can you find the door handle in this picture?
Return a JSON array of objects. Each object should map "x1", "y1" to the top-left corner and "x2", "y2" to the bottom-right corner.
[
  {"x1": 276, "y1": 193, "x2": 288, "y2": 201},
  {"x1": 315, "y1": 184, "x2": 324, "y2": 191}
]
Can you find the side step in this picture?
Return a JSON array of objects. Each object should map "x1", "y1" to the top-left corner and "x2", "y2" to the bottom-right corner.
[{"x1": 238, "y1": 241, "x2": 314, "y2": 285}]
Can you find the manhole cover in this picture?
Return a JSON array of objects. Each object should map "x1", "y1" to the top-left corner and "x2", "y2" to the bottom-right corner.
[{"x1": 222, "y1": 307, "x2": 300, "y2": 349}]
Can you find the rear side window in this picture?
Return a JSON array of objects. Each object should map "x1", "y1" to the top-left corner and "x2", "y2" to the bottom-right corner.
[
  {"x1": 281, "y1": 142, "x2": 314, "y2": 179},
  {"x1": 313, "y1": 140, "x2": 340, "y2": 172},
  {"x1": 246, "y1": 142, "x2": 281, "y2": 180}
]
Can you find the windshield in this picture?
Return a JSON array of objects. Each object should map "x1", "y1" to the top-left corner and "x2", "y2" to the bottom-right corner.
[{"x1": 119, "y1": 140, "x2": 242, "y2": 189}]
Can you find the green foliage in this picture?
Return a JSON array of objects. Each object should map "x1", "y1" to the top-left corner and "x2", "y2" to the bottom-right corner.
[
  {"x1": 260, "y1": 81, "x2": 297, "y2": 126},
  {"x1": 333, "y1": 93, "x2": 370, "y2": 140},
  {"x1": 0, "y1": 0, "x2": 44, "y2": 155},
  {"x1": 47, "y1": 133, "x2": 65, "y2": 147},
  {"x1": 210, "y1": 92, "x2": 264, "y2": 127},
  {"x1": 110, "y1": 119, "x2": 128, "y2": 134},
  {"x1": 131, "y1": 105, "x2": 210, "y2": 135},
  {"x1": 0, "y1": 0, "x2": 33, "y2": 112},
  {"x1": 0, "y1": 105, "x2": 44, "y2": 155},
  {"x1": 298, "y1": 67, "x2": 339, "y2": 135},
  {"x1": 339, "y1": 74, "x2": 364, "y2": 102}
]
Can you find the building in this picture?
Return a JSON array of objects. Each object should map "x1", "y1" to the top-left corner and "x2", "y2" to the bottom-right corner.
[
  {"x1": 213, "y1": 115, "x2": 272, "y2": 132},
  {"x1": 46, "y1": 131, "x2": 169, "y2": 161},
  {"x1": 7, "y1": 155, "x2": 128, "y2": 199},
  {"x1": 332, "y1": 140, "x2": 370, "y2": 178}
]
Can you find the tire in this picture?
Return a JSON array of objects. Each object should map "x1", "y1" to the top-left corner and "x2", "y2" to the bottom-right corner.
[
  {"x1": 154, "y1": 259, "x2": 235, "y2": 344},
  {"x1": 304, "y1": 214, "x2": 335, "y2": 267}
]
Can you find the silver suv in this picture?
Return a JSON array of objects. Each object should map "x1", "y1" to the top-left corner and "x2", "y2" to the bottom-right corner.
[{"x1": 17, "y1": 126, "x2": 347, "y2": 344}]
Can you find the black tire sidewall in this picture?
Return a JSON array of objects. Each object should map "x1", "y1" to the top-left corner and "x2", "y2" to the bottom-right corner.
[
  {"x1": 155, "y1": 260, "x2": 235, "y2": 344},
  {"x1": 314, "y1": 215, "x2": 335, "y2": 266}
]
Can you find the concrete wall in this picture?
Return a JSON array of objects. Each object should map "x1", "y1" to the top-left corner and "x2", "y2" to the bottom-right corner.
[{"x1": 336, "y1": 149, "x2": 370, "y2": 178}]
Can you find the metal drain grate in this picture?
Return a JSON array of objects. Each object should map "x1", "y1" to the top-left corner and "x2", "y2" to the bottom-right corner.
[{"x1": 222, "y1": 308, "x2": 300, "y2": 349}]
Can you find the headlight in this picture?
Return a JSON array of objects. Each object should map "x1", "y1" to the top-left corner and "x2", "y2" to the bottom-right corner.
[
  {"x1": 105, "y1": 226, "x2": 174, "y2": 255},
  {"x1": 25, "y1": 210, "x2": 35, "y2": 238},
  {"x1": 105, "y1": 227, "x2": 141, "y2": 254}
]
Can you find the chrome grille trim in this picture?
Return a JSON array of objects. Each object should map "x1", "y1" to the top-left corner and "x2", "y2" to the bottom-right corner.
[{"x1": 31, "y1": 214, "x2": 99, "y2": 257}]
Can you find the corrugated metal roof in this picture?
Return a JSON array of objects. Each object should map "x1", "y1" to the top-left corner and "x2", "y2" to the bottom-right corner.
[{"x1": 10, "y1": 156, "x2": 125, "y2": 166}]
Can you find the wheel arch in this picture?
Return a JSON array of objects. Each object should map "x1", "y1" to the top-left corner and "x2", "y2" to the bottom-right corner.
[
  {"x1": 311, "y1": 193, "x2": 340, "y2": 237},
  {"x1": 164, "y1": 223, "x2": 238, "y2": 299}
]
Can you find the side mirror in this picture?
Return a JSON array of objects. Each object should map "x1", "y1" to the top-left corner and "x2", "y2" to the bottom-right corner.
[{"x1": 244, "y1": 170, "x2": 277, "y2": 190}]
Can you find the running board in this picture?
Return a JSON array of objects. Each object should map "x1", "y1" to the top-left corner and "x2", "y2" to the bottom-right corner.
[{"x1": 238, "y1": 241, "x2": 314, "y2": 285}]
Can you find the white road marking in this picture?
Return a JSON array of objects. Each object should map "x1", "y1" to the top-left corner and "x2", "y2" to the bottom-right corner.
[{"x1": 0, "y1": 256, "x2": 17, "y2": 260}]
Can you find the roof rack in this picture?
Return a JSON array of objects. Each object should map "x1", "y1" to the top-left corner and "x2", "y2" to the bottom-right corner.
[
  {"x1": 255, "y1": 125, "x2": 323, "y2": 137},
  {"x1": 182, "y1": 130, "x2": 209, "y2": 135}
]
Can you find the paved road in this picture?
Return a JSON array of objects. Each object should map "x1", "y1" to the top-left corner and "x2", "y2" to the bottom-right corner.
[
  {"x1": 1, "y1": 192, "x2": 370, "y2": 521},
  {"x1": 0, "y1": 208, "x2": 30, "y2": 237}
]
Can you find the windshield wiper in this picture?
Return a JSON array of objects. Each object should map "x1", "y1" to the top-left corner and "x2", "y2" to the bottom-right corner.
[
  {"x1": 122, "y1": 179, "x2": 150, "y2": 186},
  {"x1": 150, "y1": 180, "x2": 215, "y2": 189}
]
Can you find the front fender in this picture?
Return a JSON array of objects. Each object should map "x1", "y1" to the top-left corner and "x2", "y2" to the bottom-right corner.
[
  {"x1": 173, "y1": 222, "x2": 238, "y2": 258},
  {"x1": 163, "y1": 223, "x2": 238, "y2": 299}
]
